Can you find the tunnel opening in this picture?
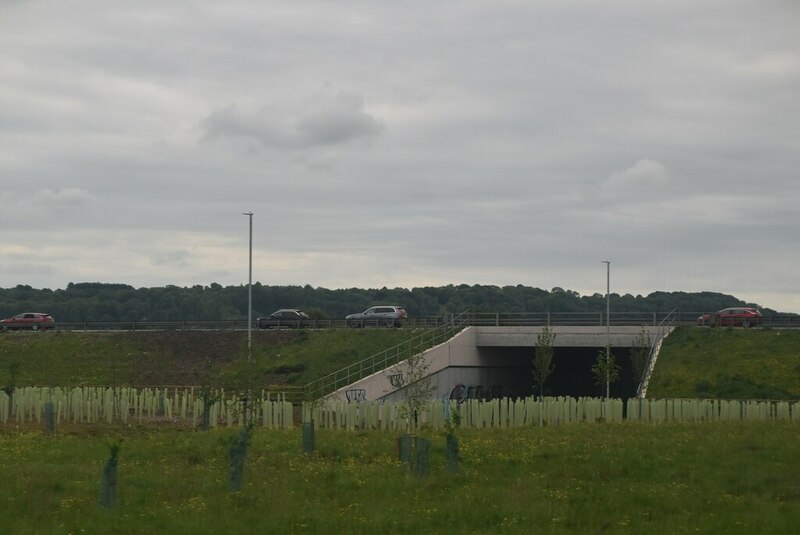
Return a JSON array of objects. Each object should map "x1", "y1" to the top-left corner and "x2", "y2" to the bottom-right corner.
[{"x1": 476, "y1": 346, "x2": 640, "y2": 399}]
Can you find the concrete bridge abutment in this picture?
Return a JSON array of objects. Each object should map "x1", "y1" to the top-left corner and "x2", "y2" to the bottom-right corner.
[{"x1": 330, "y1": 325, "x2": 672, "y2": 403}]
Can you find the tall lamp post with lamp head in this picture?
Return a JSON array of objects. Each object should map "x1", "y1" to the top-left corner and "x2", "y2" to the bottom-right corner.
[
  {"x1": 242, "y1": 211, "x2": 254, "y2": 424},
  {"x1": 601, "y1": 260, "x2": 611, "y2": 399},
  {"x1": 242, "y1": 212, "x2": 253, "y2": 367}
]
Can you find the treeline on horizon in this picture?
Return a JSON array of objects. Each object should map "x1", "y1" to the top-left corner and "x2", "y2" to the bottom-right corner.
[{"x1": 0, "y1": 282, "x2": 779, "y2": 323}]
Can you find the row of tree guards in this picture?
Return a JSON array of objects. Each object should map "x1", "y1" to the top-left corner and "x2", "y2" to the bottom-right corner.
[
  {"x1": 1, "y1": 386, "x2": 294, "y2": 428},
  {"x1": 2, "y1": 387, "x2": 799, "y2": 429},
  {"x1": 305, "y1": 397, "x2": 800, "y2": 428}
]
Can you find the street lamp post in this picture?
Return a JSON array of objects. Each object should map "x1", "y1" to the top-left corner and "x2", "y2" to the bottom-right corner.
[
  {"x1": 242, "y1": 212, "x2": 253, "y2": 367},
  {"x1": 241, "y1": 211, "x2": 254, "y2": 425},
  {"x1": 601, "y1": 260, "x2": 611, "y2": 399}
]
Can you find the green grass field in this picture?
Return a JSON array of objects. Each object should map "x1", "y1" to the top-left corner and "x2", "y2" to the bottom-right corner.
[{"x1": 1, "y1": 422, "x2": 799, "y2": 534}]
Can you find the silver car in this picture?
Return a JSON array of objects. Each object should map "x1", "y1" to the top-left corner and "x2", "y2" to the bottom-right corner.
[{"x1": 346, "y1": 306, "x2": 407, "y2": 328}]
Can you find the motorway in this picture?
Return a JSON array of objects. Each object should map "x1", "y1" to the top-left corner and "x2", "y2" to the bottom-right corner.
[{"x1": 4, "y1": 311, "x2": 799, "y2": 331}]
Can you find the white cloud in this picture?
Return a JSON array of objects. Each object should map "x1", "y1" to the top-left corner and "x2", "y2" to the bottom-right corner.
[{"x1": 604, "y1": 159, "x2": 670, "y2": 190}]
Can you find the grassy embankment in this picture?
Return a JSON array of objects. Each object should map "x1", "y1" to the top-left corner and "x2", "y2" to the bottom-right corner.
[
  {"x1": 2, "y1": 326, "x2": 800, "y2": 401},
  {"x1": 647, "y1": 327, "x2": 800, "y2": 400},
  {"x1": 0, "y1": 328, "x2": 420, "y2": 390},
  {"x1": 1, "y1": 423, "x2": 799, "y2": 534}
]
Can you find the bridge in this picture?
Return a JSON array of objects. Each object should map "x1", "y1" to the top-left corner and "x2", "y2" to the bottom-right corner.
[
  {"x1": 312, "y1": 315, "x2": 676, "y2": 403},
  {"x1": 24, "y1": 311, "x2": 798, "y2": 332}
]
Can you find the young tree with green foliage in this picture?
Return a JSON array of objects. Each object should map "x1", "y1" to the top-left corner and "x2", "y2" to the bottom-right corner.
[
  {"x1": 592, "y1": 347, "x2": 621, "y2": 399},
  {"x1": 388, "y1": 350, "x2": 434, "y2": 430},
  {"x1": 192, "y1": 358, "x2": 221, "y2": 430},
  {"x1": 532, "y1": 326, "x2": 556, "y2": 397}
]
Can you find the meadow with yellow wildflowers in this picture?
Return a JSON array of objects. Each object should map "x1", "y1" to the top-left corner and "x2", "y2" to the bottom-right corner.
[{"x1": 1, "y1": 422, "x2": 798, "y2": 533}]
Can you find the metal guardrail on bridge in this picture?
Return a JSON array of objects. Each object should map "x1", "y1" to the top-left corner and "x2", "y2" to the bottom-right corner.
[
  {"x1": 17, "y1": 318, "x2": 447, "y2": 332},
  {"x1": 4, "y1": 311, "x2": 798, "y2": 332},
  {"x1": 467, "y1": 311, "x2": 800, "y2": 328}
]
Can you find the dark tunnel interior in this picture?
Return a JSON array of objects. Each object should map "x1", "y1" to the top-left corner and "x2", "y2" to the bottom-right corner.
[{"x1": 490, "y1": 346, "x2": 640, "y2": 399}]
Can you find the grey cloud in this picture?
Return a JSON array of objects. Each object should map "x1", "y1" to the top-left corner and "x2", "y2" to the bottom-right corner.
[
  {"x1": 201, "y1": 91, "x2": 383, "y2": 151},
  {"x1": 603, "y1": 160, "x2": 670, "y2": 190},
  {"x1": 2, "y1": 1, "x2": 800, "y2": 311},
  {"x1": 296, "y1": 104, "x2": 383, "y2": 146},
  {"x1": 1, "y1": 189, "x2": 96, "y2": 231},
  {"x1": 577, "y1": 159, "x2": 674, "y2": 206},
  {"x1": 151, "y1": 249, "x2": 191, "y2": 267},
  {"x1": 201, "y1": 105, "x2": 287, "y2": 147},
  {"x1": 0, "y1": 262, "x2": 53, "y2": 277},
  {"x1": 35, "y1": 188, "x2": 93, "y2": 206}
]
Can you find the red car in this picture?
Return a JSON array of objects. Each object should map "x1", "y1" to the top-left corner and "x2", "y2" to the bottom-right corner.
[
  {"x1": 0, "y1": 312, "x2": 55, "y2": 331},
  {"x1": 696, "y1": 307, "x2": 761, "y2": 328}
]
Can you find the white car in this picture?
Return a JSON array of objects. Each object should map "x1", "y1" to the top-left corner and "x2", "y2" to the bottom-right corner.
[{"x1": 346, "y1": 306, "x2": 407, "y2": 328}]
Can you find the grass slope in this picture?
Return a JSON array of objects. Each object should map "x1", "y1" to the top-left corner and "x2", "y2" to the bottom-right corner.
[
  {"x1": 648, "y1": 327, "x2": 800, "y2": 399},
  {"x1": 0, "y1": 329, "x2": 419, "y2": 390},
  {"x1": 1, "y1": 423, "x2": 799, "y2": 533},
  {"x1": 3, "y1": 326, "x2": 800, "y2": 401}
]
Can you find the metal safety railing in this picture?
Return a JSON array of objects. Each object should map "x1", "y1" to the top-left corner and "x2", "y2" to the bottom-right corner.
[
  {"x1": 636, "y1": 309, "x2": 679, "y2": 399},
  {"x1": 303, "y1": 311, "x2": 473, "y2": 401},
  {"x1": 466, "y1": 311, "x2": 682, "y2": 326}
]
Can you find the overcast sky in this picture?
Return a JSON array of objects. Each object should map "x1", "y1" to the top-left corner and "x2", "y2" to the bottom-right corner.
[{"x1": 2, "y1": 1, "x2": 799, "y2": 311}]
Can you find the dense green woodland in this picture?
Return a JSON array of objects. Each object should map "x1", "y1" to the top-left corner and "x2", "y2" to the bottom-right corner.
[{"x1": 0, "y1": 282, "x2": 778, "y2": 322}]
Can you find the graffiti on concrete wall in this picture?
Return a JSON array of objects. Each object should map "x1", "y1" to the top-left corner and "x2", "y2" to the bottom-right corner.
[{"x1": 345, "y1": 389, "x2": 367, "y2": 403}]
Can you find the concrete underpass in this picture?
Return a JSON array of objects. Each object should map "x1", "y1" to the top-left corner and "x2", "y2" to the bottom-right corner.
[
  {"x1": 459, "y1": 345, "x2": 640, "y2": 399},
  {"x1": 330, "y1": 325, "x2": 672, "y2": 403}
]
